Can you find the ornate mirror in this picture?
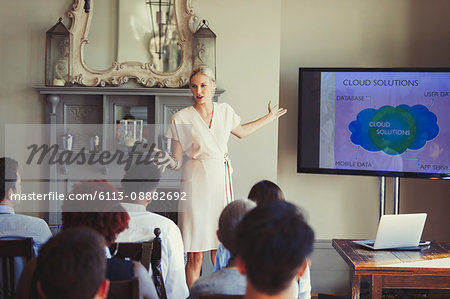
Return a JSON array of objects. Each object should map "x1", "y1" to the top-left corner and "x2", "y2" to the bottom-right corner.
[{"x1": 68, "y1": 0, "x2": 196, "y2": 87}]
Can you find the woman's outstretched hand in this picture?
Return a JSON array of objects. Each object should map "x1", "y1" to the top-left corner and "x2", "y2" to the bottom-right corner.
[
  {"x1": 267, "y1": 101, "x2": 287, "y2": 121},
  {"x1": 231, "y1": 101, "x2": 288, "y2": 138}
]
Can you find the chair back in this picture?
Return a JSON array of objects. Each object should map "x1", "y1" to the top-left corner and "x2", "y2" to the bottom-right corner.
[
  {"x1": 109, "y1": 241, "x2": 153, "y2": 271},
  {"x1": 109, "y1": 228, "x2": 167, "y2": 299},
  {"x1": 107, "y1": 277, "x2": 139, "y2": 299},
  {"x1": 0, "y1": 238, "x2": 33, "y2": 299}
]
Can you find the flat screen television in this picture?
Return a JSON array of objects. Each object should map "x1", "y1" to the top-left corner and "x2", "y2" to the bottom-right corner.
[{"x1": 298, "y1": 68, "x2": 450, "y2": 178}]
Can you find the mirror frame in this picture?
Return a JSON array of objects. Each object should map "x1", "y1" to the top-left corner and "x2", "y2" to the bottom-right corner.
[{"x1": 68, "y1": 0, "x2": 196, "y2": 87}]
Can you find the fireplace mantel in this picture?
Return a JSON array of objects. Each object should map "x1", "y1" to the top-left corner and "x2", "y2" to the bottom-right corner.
[
  {"x1": 35, "y1": 86, "x2": 224, "y2": 114},
  {"x1": 35, "y1": 86, "x2": 226, "y2": 96}
]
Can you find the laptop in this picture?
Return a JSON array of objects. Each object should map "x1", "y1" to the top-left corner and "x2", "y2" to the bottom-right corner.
[{"x1": 353, "y1": 213, "x2": 427, "y2": 250}]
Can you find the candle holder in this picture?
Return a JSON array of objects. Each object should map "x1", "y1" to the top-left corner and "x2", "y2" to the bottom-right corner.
[
  {"x1": 45, "y1": 18, "x2": 72, "y2": 86},
  {"x1": 89, "y1": 135, "x2": 101, "y2": 152},
  {"x1": 61, "y1": 133, "x2": 73, "y2": 151},
  {"x1": 118, "y1": 119, "x2": 143, "y2": 147},
  {"x1": 193, "y1": 20, "x2": 216, "y2": 79}
]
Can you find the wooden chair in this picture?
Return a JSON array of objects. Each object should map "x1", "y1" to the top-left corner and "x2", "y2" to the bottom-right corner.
[
  {"x1": 109, "y1": 240, "x2": 153, "y2": 271},
  {"x1": 109, "y1": 228, "x2": 167, "y2": 299},
  {"x1": 200, "y1": 295, "x2": 244, "y2": 299},
  {"x1": 0, "y1": 238, "x2": 33, "y2": 299},
  {"x1": 107, "y1": 277, "x2": 139, "y2": 299}
]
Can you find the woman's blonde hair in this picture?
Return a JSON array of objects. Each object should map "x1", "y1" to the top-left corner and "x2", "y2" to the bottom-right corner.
[{"x1": 190, "y1": 64, "x2": 215, "y2": 84}]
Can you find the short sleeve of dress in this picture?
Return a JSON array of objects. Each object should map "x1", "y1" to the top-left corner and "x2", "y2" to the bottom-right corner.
[
  {"x1": 224, "y1": 103, "x2": 241, "y2": 131},
  {"x1": 165, "y1": 110, "x2": 192, "y2": 153}
]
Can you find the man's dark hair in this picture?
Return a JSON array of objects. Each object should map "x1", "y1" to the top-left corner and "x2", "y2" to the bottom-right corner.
[
  {"x1": 36, "y1": 227, "x2": 107, "y2": 299},
  {"x1": 236, "y1": 200, "x2": 314, "y2": 295},
  {"x1": 0, "y1": 157, "x2": 18, "y2": 201},
  {"x1": 121, "y1": 163, "x2": 161, "y2": 196}
]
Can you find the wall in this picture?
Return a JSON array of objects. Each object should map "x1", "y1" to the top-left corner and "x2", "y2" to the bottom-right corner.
[
  {"x1": 84, "y1": 0, "x2": 118, "y2": 70},
  {"x1": 400, "y1": 178, "x2": 450, "y2": 242},
  {"x1": 0, "y1": 1, "x2": 70, "y2": 218},
  {"x1": 279, "y1": 0, "x2": 450, "y2": 294},
  {"x1": 0, "y1": 1, "x2": 68, "y2": 156}
]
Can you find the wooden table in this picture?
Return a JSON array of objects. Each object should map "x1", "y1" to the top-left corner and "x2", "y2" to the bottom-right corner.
[{"x1": 332, "y1": 239, "x2": 450, "y2": 299}]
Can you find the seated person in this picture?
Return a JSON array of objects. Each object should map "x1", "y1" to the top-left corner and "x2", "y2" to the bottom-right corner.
[
  {"x1": 235, "y1": 200, "x2": 314, "y2": 299},
  {"x1": 0, "y1": 157, "x2": 52, "y2": 253},
  {"x1": 35, "y1": 227, "x2": 109, "y2": 299},
  {"x1": 116, "y1": 163, "x2": 188, "y2": 299},
  {"x1": 214, "y1": 180, "x2": 312, "y2": 299},
  {"x1": 15, "y1": 180, "x2": 157, "y2": 299},
  {"x1": 0, "y1": 157, "x2": 52, "y2": 293},
  {"x1": 63, "y1": 180, "x2": 157, "y2": 299},
  {"x1": 189, "y1": 199, "x2": 256, "y2": 298}
]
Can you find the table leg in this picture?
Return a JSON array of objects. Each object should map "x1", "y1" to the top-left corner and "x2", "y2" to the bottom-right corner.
[
  {"x1": 371, "y1": 275, "x2": 382, "y2": 299},
  {"x1": 351, "y1": 272, "x2": 361, "y2": 299}
]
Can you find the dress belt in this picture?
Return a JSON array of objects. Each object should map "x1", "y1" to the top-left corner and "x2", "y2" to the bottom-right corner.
[
  {"x1": 191, "y1": 153, "x2": 234, "y2": 204},
  {"x1": 224, "y1": 153, "x2": 233, "y2": 204}
]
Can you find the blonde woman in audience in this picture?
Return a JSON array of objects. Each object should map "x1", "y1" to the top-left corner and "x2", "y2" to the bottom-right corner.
[{"x1": 189, "y1": 199, "x2": 256, "y2": 298}]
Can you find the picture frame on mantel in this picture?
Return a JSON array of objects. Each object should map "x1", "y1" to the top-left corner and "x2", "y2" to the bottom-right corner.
[{"x1": 68, "y1": 0, "x2": 197, "y2": 87}]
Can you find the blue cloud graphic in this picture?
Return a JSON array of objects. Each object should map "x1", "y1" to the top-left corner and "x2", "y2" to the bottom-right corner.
[{"x1": 348, "y1": 105, "x2": 439, "y2": 155}]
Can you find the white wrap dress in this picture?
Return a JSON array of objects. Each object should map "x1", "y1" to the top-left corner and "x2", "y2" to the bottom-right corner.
[{"x1": 166, "y1": 102, "x2": 241, "y2": 252}]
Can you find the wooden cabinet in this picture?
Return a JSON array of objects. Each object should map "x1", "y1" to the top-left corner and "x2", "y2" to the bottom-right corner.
[{"x1": 35, "y1": 86, "x2": 224, "y2": 224}]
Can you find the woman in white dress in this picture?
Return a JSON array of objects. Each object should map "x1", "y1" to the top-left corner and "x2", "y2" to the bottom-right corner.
[{"x1": 165, "y1": 65, "x2": 287, "y2": 286}]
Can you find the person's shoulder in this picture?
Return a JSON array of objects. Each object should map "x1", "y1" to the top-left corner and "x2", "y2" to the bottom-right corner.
[
  {"x1": 189, "y1": 271, "x2": 220, "y2": 295},
  {"x1": 144, "y1": 211, "x2": 175, "y2": 225},
  {"x1": 12, "y1": 213, "x2": 50, "y2": 230},
  {"x1": 216, "y1": 102, "x2": 239, "y2": 117},
  {"x1": 0, "y1": 213, "x2": 51, "y2": 245},
  {"x1": 145, "y1": 212, "x2": 180, "y2": 234},
  {"x1": 191, "y1": 268, "x2": 245, "y2": 296},
  {"x1": 24, "y1": 216, "x2": 52, "y2": 239},
  {"x1": 172, "y1": 105, "x2": 194, "y2": 119},
  {"x1": 195, "y1": 268, "x2": 240, "y2": 284},
  {"x1": 215, "y1": 102, "x2": 234, "y2": 111}
]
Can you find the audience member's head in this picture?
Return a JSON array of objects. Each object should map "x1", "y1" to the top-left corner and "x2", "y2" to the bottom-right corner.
[
  {"x1": 0, "y1": 157, "x2": 20, "y2": 203},
  {"x1": 247, "y1": 180, "x2": 285, "y2": 205},
  {"x1": 36, "y1": 227, "x2": 109, "y2": 299},
  {"x1": 236, "y1": 200, "x2": 314, "y2": 297},
  {"x1": 121, "y1": 163, "x2": 161, "y2": 204},
  {"x1": 217, "y1": 199, "x2": 256, "y2": 265},
  {"x1": 62, "y1": 180, "x2": 129, "y2": 246}
]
